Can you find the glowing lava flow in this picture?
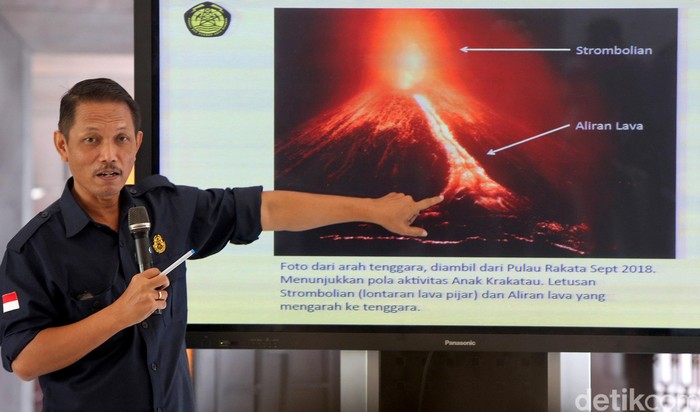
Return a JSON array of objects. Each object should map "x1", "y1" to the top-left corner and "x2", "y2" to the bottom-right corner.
[
  {"x1": 412, "y1": 93, "x2": 520, "y2": 212},
  {"x1": 372, "y1": 14, "x2": 522, "y2": 213}
]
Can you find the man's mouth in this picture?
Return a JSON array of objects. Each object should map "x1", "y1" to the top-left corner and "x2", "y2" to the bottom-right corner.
[{"x1": 96, "y1": 169, "x2": 122, "y2": 178}]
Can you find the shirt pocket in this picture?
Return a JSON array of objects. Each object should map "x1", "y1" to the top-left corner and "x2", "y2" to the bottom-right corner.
[
  {"x1": 162, "y1": 266, "x2": 187, "y2": 327},
  {"x1": 153, "y1": 251, "x2": 188, "y2": 327},
  {"x1": 66, "y1": 265, "x2": 119, "y2": 321},
  {"x1": 69, "y1": 286, "x2": 116, "y2": 321}
]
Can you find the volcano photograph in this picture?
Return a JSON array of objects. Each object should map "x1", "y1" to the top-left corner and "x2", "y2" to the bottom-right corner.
[{"x1": 273, "y1": 8, "x2": 677, "y2": 258}]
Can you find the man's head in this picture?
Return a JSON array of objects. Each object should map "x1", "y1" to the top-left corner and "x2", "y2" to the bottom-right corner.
[
  {"x1": 53, "y1": 78, "x2": 144, "y2": 210},
  {"x1": 58, "y1": 78, "x2": 141, "y2": 137}
]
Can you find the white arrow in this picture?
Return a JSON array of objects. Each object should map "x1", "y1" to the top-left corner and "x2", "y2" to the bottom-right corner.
[
  {"x1": 487, "y1": 124, "x2": 571, "y2": 156},
  {"x1": 460, "y1": 46, "x2": 571, "y2": 53}
]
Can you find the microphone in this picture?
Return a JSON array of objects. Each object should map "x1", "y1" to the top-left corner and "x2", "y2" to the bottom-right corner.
[
  {"x1": 128, "y1": 206, "x2": 162, "y2": 315},
  {"x1": 128, "y1": 206, "x2": 153, "y2": 272}
]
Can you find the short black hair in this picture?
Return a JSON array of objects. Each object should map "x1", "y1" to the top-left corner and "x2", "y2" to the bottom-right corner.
[{"x1": 58, "y1": 78, "x2": 141, "y2": 136}]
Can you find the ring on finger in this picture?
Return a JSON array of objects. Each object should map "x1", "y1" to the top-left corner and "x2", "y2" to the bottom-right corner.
[{"x1": 157, "y1": 290, "x2": 163, "y2": 300}]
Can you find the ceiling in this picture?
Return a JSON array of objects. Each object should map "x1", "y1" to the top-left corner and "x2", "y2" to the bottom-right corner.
[{"x1": 0, "y1": 0, "x2": 133, "y2": 54}]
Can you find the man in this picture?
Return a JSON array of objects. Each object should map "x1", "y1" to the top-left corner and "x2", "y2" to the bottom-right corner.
[{"x1": 0, "y1": 78, "x2": 442, "y2": 411}]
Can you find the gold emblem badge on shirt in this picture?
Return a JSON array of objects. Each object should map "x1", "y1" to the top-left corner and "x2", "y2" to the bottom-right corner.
[{"x1": 152, "y1": 234, "x2": 166, "y2": 254}]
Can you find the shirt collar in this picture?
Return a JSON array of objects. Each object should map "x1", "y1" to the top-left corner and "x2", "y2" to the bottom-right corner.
[{"x1": 59, "y1": 177, "x2": 136, "y2": 238}]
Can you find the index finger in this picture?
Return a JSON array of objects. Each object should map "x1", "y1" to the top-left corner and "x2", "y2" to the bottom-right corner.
[
  {"x1": 416, "y1": 195, "x2": 444, "y2": 211},
  {"x1": 140, "y1": 267, "x2": 162, "y2": 279}
]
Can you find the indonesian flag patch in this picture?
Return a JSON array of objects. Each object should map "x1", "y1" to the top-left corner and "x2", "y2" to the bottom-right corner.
[{"x1": 2, "y1": 292, "x2": 19, "y2": 313}]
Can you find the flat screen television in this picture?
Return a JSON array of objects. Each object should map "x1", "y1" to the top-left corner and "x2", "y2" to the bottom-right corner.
[{"x1": 134, "y1": 0, "x2": 700, "y2": 352}]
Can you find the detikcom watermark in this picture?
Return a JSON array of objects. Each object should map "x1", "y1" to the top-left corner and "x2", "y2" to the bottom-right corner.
[{"x1": 575, "y1": 388, "x2": 700, "y2": 411}]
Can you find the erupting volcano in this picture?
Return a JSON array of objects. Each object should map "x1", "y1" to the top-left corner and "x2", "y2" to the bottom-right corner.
[{"x1": 273, "y1": 8, "x2": 676, "y2": 258}]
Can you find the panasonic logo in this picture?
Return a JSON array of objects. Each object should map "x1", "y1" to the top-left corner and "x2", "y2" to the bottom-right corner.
[{"x1": 444, "y1": 339, "x2": 477, "y2": 347}]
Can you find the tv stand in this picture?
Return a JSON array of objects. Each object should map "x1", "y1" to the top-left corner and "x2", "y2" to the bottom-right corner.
[{"x1": 340, "y1": 351, "x2": 590, "y2": 412}]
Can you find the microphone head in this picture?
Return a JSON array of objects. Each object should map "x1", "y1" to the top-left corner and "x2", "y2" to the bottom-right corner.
[{"x1": 128, "y1": 206, "x2": 151, "y2": 233}]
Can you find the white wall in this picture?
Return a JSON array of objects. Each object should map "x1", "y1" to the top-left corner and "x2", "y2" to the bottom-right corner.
[{"x1": 0, "y1": 12, "x2": 34, "y2": 412}]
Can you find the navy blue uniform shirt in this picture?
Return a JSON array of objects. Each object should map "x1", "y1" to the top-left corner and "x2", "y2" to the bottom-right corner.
[{"x1": 0, "y1": 175, "x2": 262, "y2": 412}]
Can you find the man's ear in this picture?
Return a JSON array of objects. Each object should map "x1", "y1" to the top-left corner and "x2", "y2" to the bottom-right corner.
[
  {"x1": 136, "y1": 130, "x2": 143, "y2": 151},
  {"x1": 53, "y1": 130, "x2": 69, "y2": 162}
]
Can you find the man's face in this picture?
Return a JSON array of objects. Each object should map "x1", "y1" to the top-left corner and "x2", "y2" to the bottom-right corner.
[{"x1": 54, "y1": 101, "x2": 143, "y2": 206}]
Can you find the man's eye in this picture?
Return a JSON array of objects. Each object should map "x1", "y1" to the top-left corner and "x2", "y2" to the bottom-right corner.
[
  {"x1": 83, "y1": 137, "x2": 96, "y2": 143},
  {"x1": 118, "y1": 135, "x2": 130, "y2": 142}
]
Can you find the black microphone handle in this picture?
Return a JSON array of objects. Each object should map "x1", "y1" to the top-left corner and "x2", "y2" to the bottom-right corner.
[
  {"x1": 132, "y1": 230, "x2": 162, "y2": 315},
  {"x1": 133, "y1": 231, "x2": 153, "y2": 272}
]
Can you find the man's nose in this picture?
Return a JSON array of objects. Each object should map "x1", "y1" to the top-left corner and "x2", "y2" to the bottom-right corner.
[{"x1": 99, "y1": 141, "x2": 117, "y2": 162}]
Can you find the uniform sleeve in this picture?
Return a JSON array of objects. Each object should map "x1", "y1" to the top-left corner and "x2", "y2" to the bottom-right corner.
[
  {"x1": 0, "y1": 248, "x2": 55, "y2": 372},
  {"x1": 228, "y1": 186, "x2": 263, "y2": 244},
  {"x1": 186, "y1": 185, "x2": 263, "y2": 258}
]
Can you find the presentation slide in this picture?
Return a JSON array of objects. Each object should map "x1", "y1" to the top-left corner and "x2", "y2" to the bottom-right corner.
[{"x1": 158, "y1": 0, "x2": 700, "y2": 329}]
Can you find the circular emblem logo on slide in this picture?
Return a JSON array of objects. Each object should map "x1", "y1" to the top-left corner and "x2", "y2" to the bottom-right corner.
[{"x1": 184, "y1": 2, "x2": 231, "y2": 37}]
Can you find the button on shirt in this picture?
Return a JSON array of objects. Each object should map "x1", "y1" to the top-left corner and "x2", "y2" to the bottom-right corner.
[{"x1": 0, "y1": 175, "x2": 262, "y2": 412}]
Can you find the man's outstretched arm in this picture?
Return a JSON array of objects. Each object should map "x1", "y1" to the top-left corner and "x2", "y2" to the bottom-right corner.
[{"x1": 260, "y1": 191, "x2": 443, "y2": 237}]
